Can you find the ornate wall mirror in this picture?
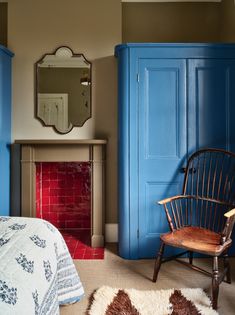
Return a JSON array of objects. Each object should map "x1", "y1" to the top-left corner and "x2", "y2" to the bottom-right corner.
[{"x1": 36, "y1": 46, "x2": 91, "y2": 134}]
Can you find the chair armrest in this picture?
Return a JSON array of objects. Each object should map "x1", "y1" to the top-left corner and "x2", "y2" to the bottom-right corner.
[
  {"x1": 221, "y1": 208, "x2": 235, "y2": 244},
  {"x1": 224, "y1": 208, "x2": 235, "y2": 218},
  {"x1": 158, "y1": 195, "x2": 191, "y2": 205}
]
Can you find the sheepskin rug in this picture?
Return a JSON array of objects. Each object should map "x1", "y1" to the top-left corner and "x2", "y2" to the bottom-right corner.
[{"x1": 87, "y1": 286, "x2": 219, "y2": 315}]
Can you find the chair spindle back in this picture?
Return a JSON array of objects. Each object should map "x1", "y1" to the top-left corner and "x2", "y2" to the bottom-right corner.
[{"x1": 180, "y1": 148, "x2": 235, "y2": 232}]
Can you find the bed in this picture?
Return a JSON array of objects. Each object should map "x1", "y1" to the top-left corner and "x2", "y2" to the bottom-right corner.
[{"x1": 0, "y1": 216, "x2": 84, "y2": 315}]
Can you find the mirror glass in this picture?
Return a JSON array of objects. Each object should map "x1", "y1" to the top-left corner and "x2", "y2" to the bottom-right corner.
[{"x1": 36, "y1": 46, "x2": 91, "y2": 134}]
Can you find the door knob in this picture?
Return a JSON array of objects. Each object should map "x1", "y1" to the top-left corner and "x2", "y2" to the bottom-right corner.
[{"x1": 180, "y1": 167, "x2": 196, "y2": 174}]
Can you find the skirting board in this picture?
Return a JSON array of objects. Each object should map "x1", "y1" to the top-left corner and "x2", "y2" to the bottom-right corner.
[{"x1": 105, "y1": 224, "x2": 118, "y2": 243}]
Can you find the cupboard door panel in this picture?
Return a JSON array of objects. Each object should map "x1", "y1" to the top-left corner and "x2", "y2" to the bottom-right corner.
[
  {"x1": 138, "y1": 59, "x2": 187, "y2": 258},
  {"x1": 188, "y1": 59, "x2": 235, "y2": 153}
]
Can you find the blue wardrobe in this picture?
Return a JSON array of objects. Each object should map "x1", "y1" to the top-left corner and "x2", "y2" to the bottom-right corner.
[
  {"x1": 115, "y1": 43, "x2": 235, "y2": 259},
  {"x1": 0, "y1": 45, "x2": 14, "y2": 216}
]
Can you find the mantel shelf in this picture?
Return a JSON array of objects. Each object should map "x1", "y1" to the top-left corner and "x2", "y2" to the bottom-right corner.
[{"x1": 15, "y1": 139, "x2": 107, "y2": 145}]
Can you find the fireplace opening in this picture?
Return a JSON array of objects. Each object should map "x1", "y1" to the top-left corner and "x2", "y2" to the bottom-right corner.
[{"x1": 36, "y1": 162, "x2": 104, "y2": 259}]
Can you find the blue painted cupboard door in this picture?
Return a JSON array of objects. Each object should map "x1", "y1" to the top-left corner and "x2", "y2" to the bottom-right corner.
[
  {"x1": 188, "y1": 59, "x2": 235, "y2": 254},
  {"x1": 138, "y1": 59, "x2": 187, "y2": 258}
]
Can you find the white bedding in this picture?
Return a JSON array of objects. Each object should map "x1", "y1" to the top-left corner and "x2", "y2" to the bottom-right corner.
[{"x1": 0, "y1": 216, "x2": 84, "y2": 315}]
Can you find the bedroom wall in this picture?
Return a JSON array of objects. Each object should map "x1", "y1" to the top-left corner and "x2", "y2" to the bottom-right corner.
[
  {"x1": 0, "y1": 3, "x2": 7, "y2": 46},
  {"x1": 220, "y1": 0, "x2": 235, "y2": 41},
  {"x1": 5, "y1": 0, "x2": 121, "y2": 224},
  {"x1": 122, "y1": 1, "x2": 221, "y2": 42}
]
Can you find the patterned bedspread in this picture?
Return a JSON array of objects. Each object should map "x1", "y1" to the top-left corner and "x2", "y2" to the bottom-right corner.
[{"x1": 0, "y1": 216, "x2": 84, "y2": 315}]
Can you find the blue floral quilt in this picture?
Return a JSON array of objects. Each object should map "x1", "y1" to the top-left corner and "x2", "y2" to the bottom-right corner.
[{"x1": 0, "y1": 217, "x2": 84, "y2": 314}]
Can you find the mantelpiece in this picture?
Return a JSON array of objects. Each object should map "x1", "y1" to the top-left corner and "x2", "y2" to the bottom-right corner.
[{"x1": 15, "y1": 139, "x2": 107, "y2": 247}]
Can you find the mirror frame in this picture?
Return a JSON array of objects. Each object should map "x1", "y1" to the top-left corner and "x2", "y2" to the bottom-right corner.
[{"x1": 35, "y1": 46, "x2": 92, "y2": 134}]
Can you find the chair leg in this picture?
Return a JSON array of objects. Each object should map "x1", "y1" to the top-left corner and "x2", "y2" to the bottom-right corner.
[
  {"x1": 212, "y1": 256, "x2": 219, "y2": 310},
  {"x1": 223, "y1": 252, "x2": 231, "y2": 284},
  {"x1": 153, "y1": 241, "x2": 165, "y2": 283},
  {"x1": 189, "y1": 251, "x2": 193, "y2": 265}
]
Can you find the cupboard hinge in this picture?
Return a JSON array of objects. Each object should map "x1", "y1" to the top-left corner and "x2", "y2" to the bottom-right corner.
[
  {"x1": 137, "y1": 73, "x2": 139, "y2": 83},
  {"x1": 137, "y1": 229, "x2": 139, "y2": 238}
]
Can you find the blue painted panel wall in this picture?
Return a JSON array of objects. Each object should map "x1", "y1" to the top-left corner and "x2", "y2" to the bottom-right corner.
[{"x1": 0, "y1": 46, "x2": 14, "y2": 216}]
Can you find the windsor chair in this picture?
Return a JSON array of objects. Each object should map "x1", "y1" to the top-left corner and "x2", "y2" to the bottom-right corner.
[{"x1": 153, "y1": 148, "x2": 235, "y2": 310}]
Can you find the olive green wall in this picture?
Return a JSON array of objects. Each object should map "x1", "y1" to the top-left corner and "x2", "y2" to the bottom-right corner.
[
  {"x1": 220, "y1": 0, "x2": 235, "y2": 42},
  {"x1": 0, "y1": 3, "x2": 7, "y2": 46},
  {"x1": 122, "y1": 2, "x2": 222, "y2": 42}
]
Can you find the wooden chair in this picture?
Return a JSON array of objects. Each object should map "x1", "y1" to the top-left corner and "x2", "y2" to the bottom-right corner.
[{"x1": 153, "y1": 148, "x2": 235, "y2": 310}]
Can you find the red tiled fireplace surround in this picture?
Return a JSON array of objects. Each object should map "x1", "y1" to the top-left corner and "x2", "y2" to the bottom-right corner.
[
  {"x1": 36, "y1": 162, "x2": 91, "y2": 230},
  {"x1": 16, "y1": 140, "x2": 107, "y2": 250}
]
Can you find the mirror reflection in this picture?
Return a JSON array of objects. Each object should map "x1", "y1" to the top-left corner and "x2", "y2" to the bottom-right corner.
[{"x1": 36, "y1": 46, "x2": 91, "y2": 134}]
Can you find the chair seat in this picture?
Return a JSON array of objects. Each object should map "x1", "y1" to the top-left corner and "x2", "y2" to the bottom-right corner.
[{"x1": 160, "y1": 226, "x2": 232, "y2": 256}]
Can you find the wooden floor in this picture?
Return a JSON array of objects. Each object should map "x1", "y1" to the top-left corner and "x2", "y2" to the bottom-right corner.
[{"x1": 61, "y1": 244, "x2": 235, "y2": 315}]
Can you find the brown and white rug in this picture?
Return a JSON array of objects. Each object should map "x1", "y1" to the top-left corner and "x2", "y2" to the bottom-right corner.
[{"x1": 87, "y1": 286, "x2": 218, "y2": 315}]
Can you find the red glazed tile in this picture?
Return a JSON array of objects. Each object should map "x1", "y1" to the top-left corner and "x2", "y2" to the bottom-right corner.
[
  {"x1": 58, "y1": 196, "x2": 66, "y2": 204},
  {"x1": 42, "y1": 181, "x2": 50, "y2": 189},
  {"x1": 62, "y1": 235, "x2": 72, "y2": 242},
  {"x1": 42, "y1": 188, "x2": 50, "y2": 197},
  {"x1": 50, "y1": 172, "x2": 58, "y2": 180},
  {"x1": 42, "y1": 173, "x2": 50, "y2": 181},
  {"x1": 41, "y1": 163, "x2": 51, "y2": 172},
  {"x1": 50, "y1": 189, "x2": 58, "y2": 196},
  {"x1": 50, "y1": 196, "x2": 59, "y2": 205},
  {"x1": 93, "y1": 254, "x2": 104, "y2": 259},
  {"x1": 57, "y1": 213, "x2": 67, "y2": 221},
  {"x1": 42, "y1": 213, "x2": 50, "y2": 221},
  {"x1": 57, "y1": 221, "x2": 66, "y2": 229},
  {"x1": 83, "y1": 256, "x2": 94, "y2": 260},
  {"x1": 69, "y1": 239, "x2": 78, "y2": 246},
  {"x1": 65, "y1": 196, "x2": 74, "y2": 204},
  {"x1": 93, "y1": 248, "x2": 104, "y2": 254},
  {"x1": 73, "y1": 252, "x2": 84, "y2": 259},
  {"x1": 57, "y1": 180, "x2": 65, "y2": 188},
  {"x1": 82, "y1": 221, "x2": 91, "y2": 229},
  {"x1": 50, "y1": 205, "x2": 59, "y2": 212},
  {"x1": 66, "y1": 221, "x2": 81, "y2": 229},
  {"x1": 42, "y1": 205, "x2": 50, "y2": 213},
  {"x1": 50, "y1": 180, "x2": 59, "y2": 189},
  {"x1": 74, "y1": 247, "x2": 86, "y2": 254},
  {"x1": 42, "y1": 197, "x2": 49, "y2": 205},
  {"x1": 49, "y1": 212, "x2": 57, "y2": 221},
  {"x1": 75, "y1": 242, "x2": 87, "y2": 249},
  {"x1": 74, "y1": 247, "x2": 85, "y2": 255}
]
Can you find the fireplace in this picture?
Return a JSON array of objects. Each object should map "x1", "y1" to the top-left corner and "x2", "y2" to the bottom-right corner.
[{"x1": 15, "y1": 140, "x2": 106, "y2": 248}]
